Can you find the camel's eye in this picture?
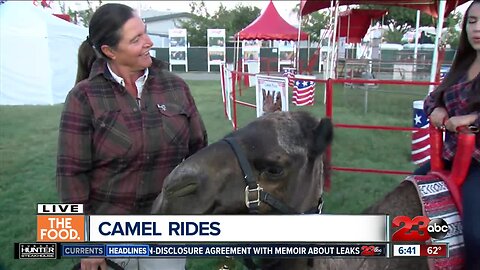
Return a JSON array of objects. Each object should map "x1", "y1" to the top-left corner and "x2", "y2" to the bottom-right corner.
[
  {"x1": 255, "y1": 159, "x2": 286, "y2": 179},
  {"x1": 253, "y1": 159, "x2": 285, "y2": 178},
  {"x1": 264, "y1": 166, "x2": 284, "y2": 178}
]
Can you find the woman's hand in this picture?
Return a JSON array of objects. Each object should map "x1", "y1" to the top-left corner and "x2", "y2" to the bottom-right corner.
[
  {"x1": 81, "y1": 258, "x2": 107, "y2": 270},
  {"x1": 429, "y1": 107, "x2": 448, "y2": 128},
  {"x1": 444, "y1": 114, "x2": 478, "y2": 132}
]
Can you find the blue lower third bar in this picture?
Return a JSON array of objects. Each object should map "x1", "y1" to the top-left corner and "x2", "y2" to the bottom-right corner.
[
  {"x1": 62, "y1": 244, "x2": 105, "y2": 257},
  {"x1": 106, "y1": 244, "x2": 150, "y2": 257}
]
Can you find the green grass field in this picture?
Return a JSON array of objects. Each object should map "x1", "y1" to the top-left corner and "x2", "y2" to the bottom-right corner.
[{"x1": 0, "y1": 79, "x2": 428, "y2": 270}]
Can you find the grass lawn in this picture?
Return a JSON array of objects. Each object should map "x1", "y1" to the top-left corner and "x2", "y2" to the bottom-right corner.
[{"x1": 0, "y1": 79, "x2": 428, "y2": 270}]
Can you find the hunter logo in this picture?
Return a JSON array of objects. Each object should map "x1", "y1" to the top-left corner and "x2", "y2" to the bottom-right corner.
[{"x1": 15, "y1": 243, "x2": 58, "y2": 259}]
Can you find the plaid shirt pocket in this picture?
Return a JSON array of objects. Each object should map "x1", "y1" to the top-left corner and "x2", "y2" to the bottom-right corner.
[
  {"x1": 155, "y1": 103, "x2": 190, "y2": 146},
  {"x1": 93, "y1": 110, "x2": 132, "y2": 159}
]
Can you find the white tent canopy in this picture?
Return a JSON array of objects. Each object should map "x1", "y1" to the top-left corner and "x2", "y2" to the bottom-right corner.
[{"x1": 0, "y1": 1, "x2": 88, "y2": 105}]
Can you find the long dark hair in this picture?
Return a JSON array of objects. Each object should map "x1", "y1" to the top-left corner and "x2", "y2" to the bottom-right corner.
[
  {"x1": 75, "y1": 3, "x2": 135, "y2": 84},
  {"x1": 434, "y1": 0, "x2": 480, "y2": 112},
  {"x1": 75, "y1": 40, "x2": 97, "y2": 84}
]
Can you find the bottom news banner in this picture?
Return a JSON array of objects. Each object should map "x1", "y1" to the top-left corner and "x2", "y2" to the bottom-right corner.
[
  {"x1": 14, "y1": 243, "x2": 388, "y2": 259},
  {"x1": 23, "y1": 206, "x2": 391, "y2": 260}
]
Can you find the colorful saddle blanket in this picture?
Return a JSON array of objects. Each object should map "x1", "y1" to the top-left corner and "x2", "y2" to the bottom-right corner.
[{"x1": 405, "y1": 174, "x2": 465, "y2": 270}]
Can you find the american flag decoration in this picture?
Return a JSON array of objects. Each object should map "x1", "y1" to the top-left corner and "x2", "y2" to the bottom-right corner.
[
  {"x1": 32, "y1": 0, "x2": 52, "y2": 8},
  {"x1": 412, "y1": 101, "x2": 430, "y2": 165},
  {"x1": 292, "y1": 77, "x2": 315, "y2": 106},
  {"x1": 282, "y1": 68, "x2": 296, "y2": 87}
]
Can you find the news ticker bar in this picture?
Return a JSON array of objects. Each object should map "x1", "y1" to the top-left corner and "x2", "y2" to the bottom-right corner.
[
  {"x1": 392, "y1": 244, "x2": 448, "y2": 257},
  {"x1": 15, "y1": 243, "x2": 389, "y2": 259},
  {"x1": 15, "y1": 242, "x2": 449, "y2": 259}
]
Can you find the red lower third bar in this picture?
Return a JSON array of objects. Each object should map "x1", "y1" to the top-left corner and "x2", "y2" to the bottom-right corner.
[{"x1": 420, "y1": 244, "x2": 448, "y2": 257}]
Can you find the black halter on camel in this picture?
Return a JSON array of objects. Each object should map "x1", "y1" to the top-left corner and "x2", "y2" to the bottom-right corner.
[
  {"x1": 223, "y1": 137, "x2": 321, "y2": 270},
  {"x1": 223, "y1": 137, "x2": 324, "y2": 215}
]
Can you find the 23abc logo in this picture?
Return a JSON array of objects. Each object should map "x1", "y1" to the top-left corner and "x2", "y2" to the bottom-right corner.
[
  {"x1": 361, "y1": 245, "x2": 382, "y2": 256},
  {"x1": 392, "y1": 216, "x2": 449, "y2": 242}
]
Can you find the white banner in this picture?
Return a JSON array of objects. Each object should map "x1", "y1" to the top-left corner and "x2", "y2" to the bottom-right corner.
[
  {"x1": 242, "y1": 40, "x2": 260, "y2": 63},
  {"x1": 246, "y1": 61, "x2": 259, "y2": 87},
  {"x1": 88, "y1": 215, "x2": 388, "y2": 242},
  {"x1": 371, "y1": 38, "x2": 381, "y2": 60},
  {"x1": 242, "y1": 40, "x2": 261, "y2": 84},
  {"x1": 169, "y1": 28, "x2": 187, "y2": 71},
  {"x1": 256, "y1": 75, "x2": 289, "y2": 117},
  {"x1": 220, "y1": 63, "x2": 233, "y2": 122},
  {"x1": 338, "y1": 37, "x2": 346, "y2": 59},
  {"x1": 207, "y1": 29, "x2": 226, "y2": 71},
  {"x1": 278, "y1": 40, "x2": 295, "y2": 70}
]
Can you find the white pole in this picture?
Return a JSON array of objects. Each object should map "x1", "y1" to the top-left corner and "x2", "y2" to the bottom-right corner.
[
  {"x1": 296, "y1": 10, "x2": 302, "y2": 70},
  {"x1": 233, "y1": 35, "x2": 239, "y2": 79},
  {"x1": 234, "y1": 37, "x2": 237, "y2": 71},
  {"x1": 428, "y1": 1, "x2": 446, "y2": 93},
  {"x1": 135, "y1": 2, "x2": 142, "y2": 17},
  {"x1": 324, "y1": 0, "x2": 335, "y2": 80},
  {"x1": 307, "y1": 35, "x2": 310, "y2": 72},
  {"x1": 237, "y1": 36, "x2": 241, "y2": 74},
  {"x1": 329, "y1": 0, "x2": 340, "y2": 79},
  {"x1": 319, "y1": 28, "x2": 323, "y2": 73},
  {"x1": 413, "y1": 10, "x2": 421, "y2": 72},
  {"x1": 346, "y1": 10, "x2": 350, "y2": 58}
]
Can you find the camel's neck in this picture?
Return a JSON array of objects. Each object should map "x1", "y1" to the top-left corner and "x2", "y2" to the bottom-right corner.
[{"x1": 259, "y1": 258, "x2": 313, "y2": 270}]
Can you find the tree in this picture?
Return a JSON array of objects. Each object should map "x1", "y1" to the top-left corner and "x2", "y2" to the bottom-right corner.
[
  {"x1": 174, "y1": 1, "x2": 211, "y2": 46},
  {"x1": 383, "y1": 29, "x2": 404, "y2": 44},
  {"x1": 291, "y1": 4, "x2": 329, "y2": 43},
  {"x1": 442, "y1": 11, "x2": 462, "y2": 48},
  {"x1": 290, "y1": 3, "x2": 461, "y2": 46},
  {"x1": 358, "y1": 5, "x2": 463, "y2": 46},
  {"x1": 65, "y1": 0, "x2": 102, "y2": 27},
  {"x1": 57, "y1": 1, "x2": 66, "y2": 13},
  {"x1": 33, "y1": 0, "x2": 53, "y2": 8},
  {"x1": 300, "y1": 11, "x2": 330, "y2": 43},
  {"x1": 177, "y1": 1, "x2": 261, "y2": 46},
  {"x1": 359, "y1": 5, "x2": 435, "y2": 34}
]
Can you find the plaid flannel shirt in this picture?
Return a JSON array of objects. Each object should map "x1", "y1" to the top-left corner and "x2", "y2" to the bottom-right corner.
[
  {"x1": 56, "y1": 58, "x2": 208, "y2": 214},
  {"x1": 424, "y1": 75, "x2": 480, "y2": 162}
]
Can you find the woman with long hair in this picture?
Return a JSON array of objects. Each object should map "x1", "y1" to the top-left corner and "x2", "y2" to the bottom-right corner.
[
  {"x1": 57, "y1": 3, "x2": 207, "y2": 269},
  {"x1": 416, "y1": 1, "x2": 480, "y2": 269}
]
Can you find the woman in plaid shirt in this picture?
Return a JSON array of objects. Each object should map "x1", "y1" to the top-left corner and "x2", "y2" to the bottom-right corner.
[
  {"x1": 415, "y1": 1, "x2": 480, "y2": 269},
  {"x1": 56, "y1": 3, "x2": 207, "y2": 270}
]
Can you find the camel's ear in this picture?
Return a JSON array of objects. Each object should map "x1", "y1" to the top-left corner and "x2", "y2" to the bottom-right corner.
[{"x1": 312, "y1": 118, "x2": 333, "y2": 156}]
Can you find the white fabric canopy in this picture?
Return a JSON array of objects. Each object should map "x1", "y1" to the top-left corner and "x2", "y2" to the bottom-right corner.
[{"x1": 0, "y1": 1, "x2": 88, "y2": 105}]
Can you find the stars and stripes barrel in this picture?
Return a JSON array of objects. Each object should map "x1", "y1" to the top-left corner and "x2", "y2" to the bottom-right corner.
[
  {"x1": 292, "y1": 75, "x2": 315, "y2": 106},
  {"x1": 412, "y1": 100, "x2": 431, "y2": 165},
  {"x1": 282, "y1": 67, "x2": 296, "y2": 87}
]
